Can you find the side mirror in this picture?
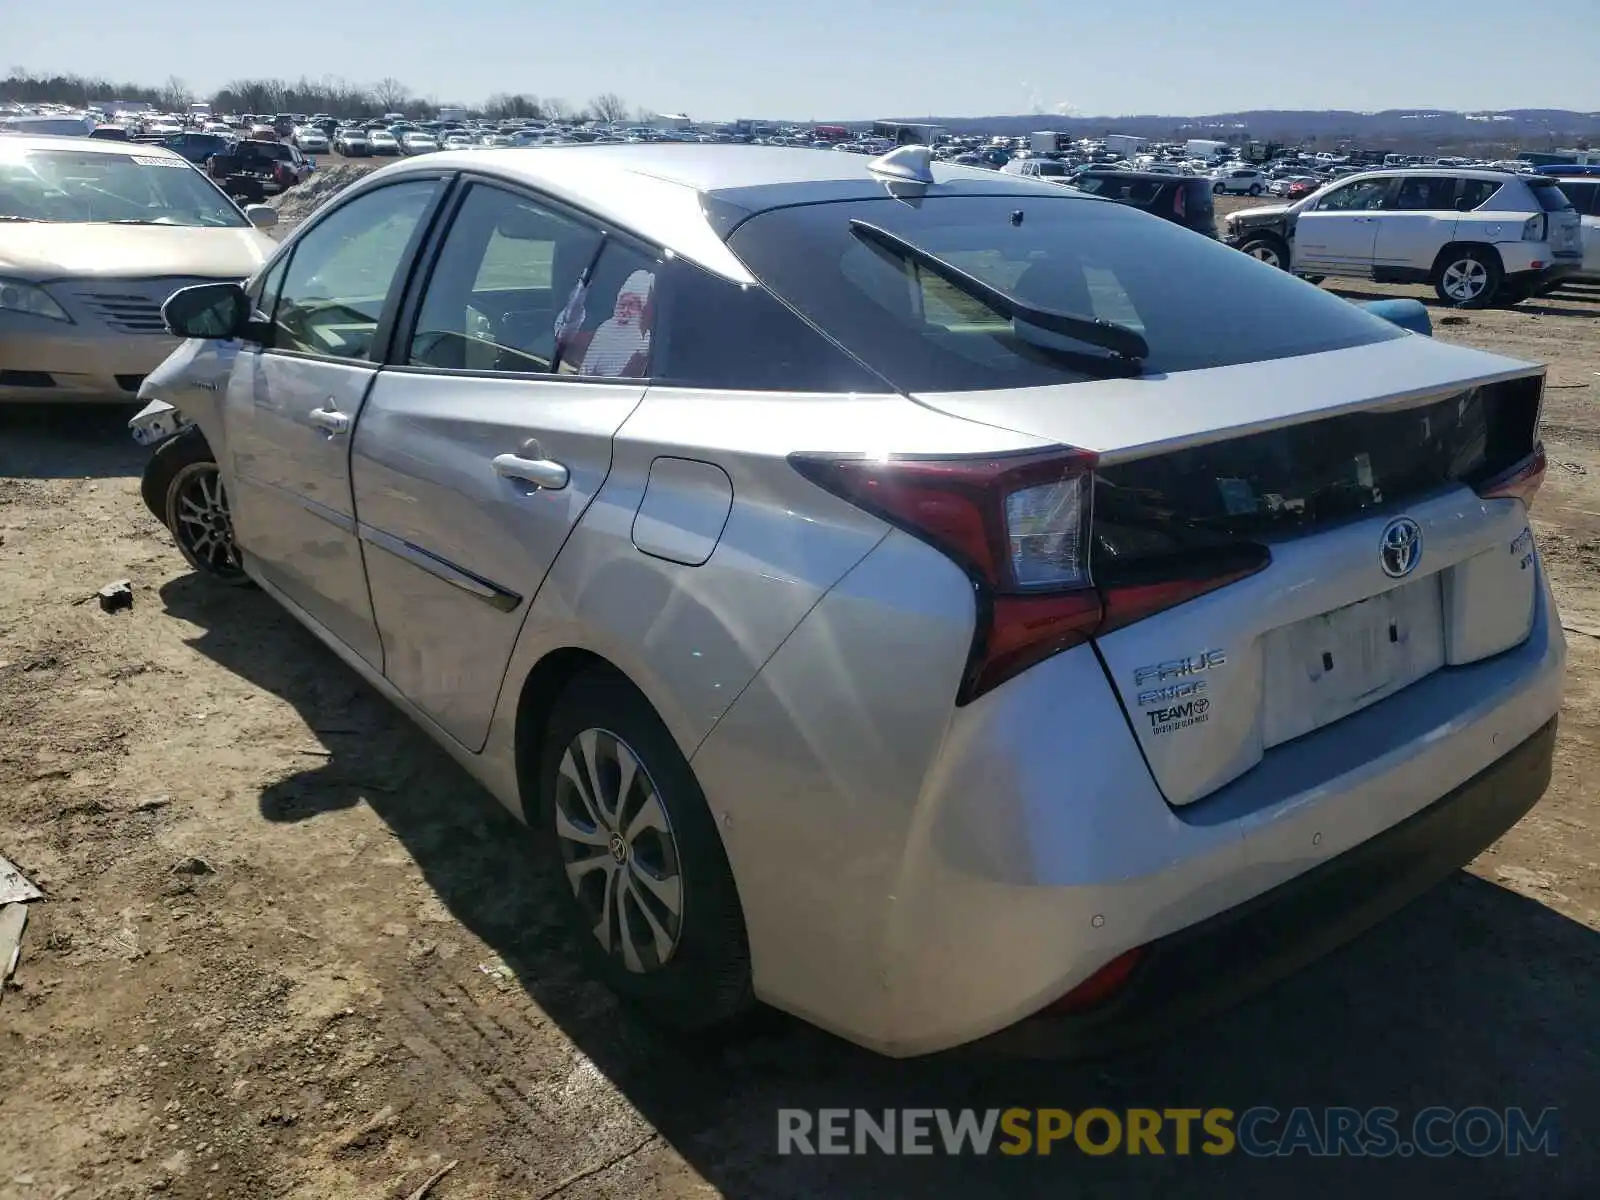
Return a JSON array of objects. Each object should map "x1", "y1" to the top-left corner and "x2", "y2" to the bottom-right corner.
[
  {"x1": 162, "y1": 281, "x2": 252, "y2": 339},
  {"x1": 1361, "y1": 298, "x2": 1432, "y2": 337},
  {"x1": 244, "y1": 204, "x2": 278, "y2": 229}
]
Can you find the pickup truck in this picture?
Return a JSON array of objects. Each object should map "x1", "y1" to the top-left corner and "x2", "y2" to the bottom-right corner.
[{"x1": 206, "y1": 139, "x2": 312, "y2": 203}]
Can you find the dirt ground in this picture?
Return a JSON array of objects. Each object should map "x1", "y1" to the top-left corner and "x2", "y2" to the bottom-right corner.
[{"x1": 1, "y1": 186, "x2": 1598, "y2": 1199}]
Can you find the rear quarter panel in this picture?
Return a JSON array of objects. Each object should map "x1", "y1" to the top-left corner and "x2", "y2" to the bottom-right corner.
[{"x1": 474, "y1": 388, "x2": 1047, "y2": 812}]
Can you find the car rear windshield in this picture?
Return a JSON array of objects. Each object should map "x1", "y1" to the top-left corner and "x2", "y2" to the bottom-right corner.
[
  {"x1": 1528, "y1": 179, "x2": 1574, "y2": 211},
  {"x1": 726, "y1": 194, "x2": 1404, "y2": 393}
]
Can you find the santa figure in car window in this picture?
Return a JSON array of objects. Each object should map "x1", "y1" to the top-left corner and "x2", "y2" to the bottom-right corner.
[{"x1": 557, "y1": 269, "x2": 656, "y2": 377}]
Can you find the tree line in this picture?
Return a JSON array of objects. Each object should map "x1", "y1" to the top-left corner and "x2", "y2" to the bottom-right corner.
[{"x1": 1, "y1": 70, "x2": 644, "y2": 124}]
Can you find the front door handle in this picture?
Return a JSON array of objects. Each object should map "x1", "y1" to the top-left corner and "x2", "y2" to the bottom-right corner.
[
  {"x1": 309, "y1": 406, "x2": 350, "y2": 436},
  {"x1": 492, "y1": 452, "x2": 569, "y2": 490}
]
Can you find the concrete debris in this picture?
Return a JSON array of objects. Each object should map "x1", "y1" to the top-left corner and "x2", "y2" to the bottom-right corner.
[
  {"x1": 0, "y1": 854, "x2": 43, "y2": 904},
  {"x1": 0, "y1": 904, "x2": 28, "y2": 993},
  {"x1": 97, "y1": 579, "x2": 133, "y2": 613}
]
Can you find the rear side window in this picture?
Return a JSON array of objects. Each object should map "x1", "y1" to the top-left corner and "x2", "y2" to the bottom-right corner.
[
  {"x1": 1455, "y1": 179, "x2": 1501, "y2": 210},
  {"x1": 1529, "y1": 180, "x2": 1575, "y2": 212},
  {"x1": 728, "y1": 195, "x2": 1404, "y2": 393},
  {"x1": 653, "y1": 261, "x2": 889, "y2": 392},
  {"x1": 1392, "y1": 177, "x2": 1451, "y2": 210}
]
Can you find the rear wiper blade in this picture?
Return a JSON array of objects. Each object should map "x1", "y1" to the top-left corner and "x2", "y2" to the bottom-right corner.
[{"x1": 848, "y1": 218, "x2": 1150, "y2": 363}]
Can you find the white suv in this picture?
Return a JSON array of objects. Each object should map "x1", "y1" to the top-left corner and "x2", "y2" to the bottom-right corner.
[
  {"x1": 1211, "y1": 166, "x2": 1268, "y2": 195},
  {"x1": 1223, "y1": 169, "x2": 1585, "y2": 307},
  {"x1": 1551, "y1": 176, "x2": 1600, "y2": 283}
]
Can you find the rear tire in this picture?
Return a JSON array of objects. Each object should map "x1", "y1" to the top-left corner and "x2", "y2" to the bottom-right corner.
[
  {"x1": 1433, "y1": 247, "x2": 1502, "y2": 308},
  {"x1": 537, "y1": 668, "x2": 753, "y2": 1031},
  {"x1": 1248, "y1": 183, "x2": 1263, "y2": 195}
]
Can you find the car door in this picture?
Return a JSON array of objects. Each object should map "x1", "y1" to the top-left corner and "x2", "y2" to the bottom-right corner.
[
  {"x1": 351, "y1": 180, "x2": 660, "y2": 750},
  {"x1": 221, "y1": 175, "x2": 448, "y2": 668},
  {"x1": 1372, "y1": 175, "x2": 1456, "y2": 269},
  {"x1": 1294, "y1": 177, "x2": 1394, "y2": 272}
]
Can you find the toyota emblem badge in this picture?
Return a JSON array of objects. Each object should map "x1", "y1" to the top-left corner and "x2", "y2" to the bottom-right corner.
[{"x1": 1379, "y1": 516, "x2": 1424, "y2": 579}]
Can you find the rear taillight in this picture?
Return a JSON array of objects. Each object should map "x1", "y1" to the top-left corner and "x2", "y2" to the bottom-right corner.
[
  {"x1": 791, "y1": 448, "x2": 1267, "y2": 702},
  {"x1": 1522, "y1": 214, "x2": 1548, "y2": 241},
  {"x1": 1477, "y1": 442, "x2": 1546, "y2": 505},
  {"x1": 1038, "y1": 947, "x2": 1145, "y2": 1016},
  {"x1": 1172, "y1": 185, "x2": 1186, "y2": 219}
]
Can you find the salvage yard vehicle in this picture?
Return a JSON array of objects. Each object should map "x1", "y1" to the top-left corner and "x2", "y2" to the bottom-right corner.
[
  {"x1": 0, "y1": 135, "x2": 275, "y2": 404},
  {"x1": 132, "y1": 143, "x2": 1563, "y2": 1058},
  {"x1": 206, "y1": 138, "x2": 310, "y2": 202},
  {"x1": 1224, "y1": 168, "x2": 1584, "y2": 306},
  {"x1": 1551, "y1": 175, "x2": 1600, "y2": 282},
  {"x1": 1067, "y1": 169, "x2": 1217, "y2": 237}
]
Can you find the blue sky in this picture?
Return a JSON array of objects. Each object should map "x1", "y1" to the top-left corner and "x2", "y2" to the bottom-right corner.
[{"x1": 9, "y1": 0, "x2": 1599, "y2": 120}]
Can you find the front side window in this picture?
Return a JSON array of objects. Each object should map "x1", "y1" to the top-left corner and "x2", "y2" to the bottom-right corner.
[
  {"x1": 0, "y1": 146, "x2": 247, "y2": 227},
  {"x1": 728, "y1": 194, "x2": 1403, "y2": 392},
  {"x1": 271, "y1": 179, "x2": 441, "y2": 360},
  {"x1": 1315, "y1": 178, "x2": 1393, "y2": 211},
  {"x1": 409, "y1": 183, "x2": 604, "y2": 373}
]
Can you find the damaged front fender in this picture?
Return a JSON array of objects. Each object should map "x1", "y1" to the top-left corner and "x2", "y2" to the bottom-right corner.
[{"x1": 128, "y1": 337, "x2": 242, "y2": 446}]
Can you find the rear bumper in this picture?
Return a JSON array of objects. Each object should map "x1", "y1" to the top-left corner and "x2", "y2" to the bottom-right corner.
[
  {"x1": 695, "y1": 528, "x2": 1565, "y2": 1058},
  {"x1": 972, "y1": 715, "x2": 1557, "y2": 1058},
  {"x1": 0, "y1": 320, "x2": 177, "y2": 403}
]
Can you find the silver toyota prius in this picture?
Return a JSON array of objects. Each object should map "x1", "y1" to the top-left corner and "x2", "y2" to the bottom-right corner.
[{"x1": 133, "y1": 144, "x2": 1564, "y2": 1058}]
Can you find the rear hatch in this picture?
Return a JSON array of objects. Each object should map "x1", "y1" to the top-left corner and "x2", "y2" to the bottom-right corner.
[
  {"x1": 913, "y1": 336, "x2": 1545, "y2": 806},
  {"x1": 1529, "y1": 177, "x2": 1584, "y2": 257}
]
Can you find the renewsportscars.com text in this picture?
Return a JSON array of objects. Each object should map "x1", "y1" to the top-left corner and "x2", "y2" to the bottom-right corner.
[{"x1": 777, "y1": 1106, "x2": 1558, "y2": 1158}]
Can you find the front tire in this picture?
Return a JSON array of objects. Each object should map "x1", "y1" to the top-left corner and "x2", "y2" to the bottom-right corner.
[
  {"x1": 1434, "y1": 248, "x2": 1502, "y2": 308},
  {"x1": 143, "y1": 427, "x2": 251, "y2": 586},
  {"x1": 538, "y1": 668, "x2": 753, "y2": 1031},
  {"x1": 1212, "y1": 182, "x2": 1226, "y2": 195},
  {"x1": 1237, "y1": 233, "x2": 1290, "y2": 270}
]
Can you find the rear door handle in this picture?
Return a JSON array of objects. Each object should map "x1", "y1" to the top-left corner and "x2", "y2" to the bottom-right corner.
[
  {"x1": 309, "y1": 406, "x2": 350, "y2": 436},
  {"x1": 492, "y1": 452, "x2": 569, "y2": 490}
]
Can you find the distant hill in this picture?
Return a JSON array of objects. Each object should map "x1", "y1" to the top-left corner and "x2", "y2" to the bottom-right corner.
[{"x1": 842, "y1": 109, "x2": 1600, "y2": 152}]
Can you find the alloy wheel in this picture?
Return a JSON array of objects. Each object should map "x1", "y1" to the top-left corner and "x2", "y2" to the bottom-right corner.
[
  {"x1": 1441, "y1": 257, "x2": 1489, "y2": 302},
  {"x1": 554, "y1": 728, "x2": 684, "y2": 973},
  {"x1": 170, "y1": 462, "x2": 244, "y2": 579},
  {"x1": 1246, "y1": 244, "x2": 1283, "y2": 268}
]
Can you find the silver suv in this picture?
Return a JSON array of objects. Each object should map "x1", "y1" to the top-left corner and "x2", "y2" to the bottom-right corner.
[
  {"x1": 133, "y1": 145, "x2": 1564, "y2": 1057},
  {"x1": 1224, "y1": 168, "x2": 1584, "y2": 306}
]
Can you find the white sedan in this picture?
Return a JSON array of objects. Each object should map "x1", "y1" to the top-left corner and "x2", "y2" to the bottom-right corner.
[{"x1": 293, "y1": 128, "x2": 330, "y2": 154}]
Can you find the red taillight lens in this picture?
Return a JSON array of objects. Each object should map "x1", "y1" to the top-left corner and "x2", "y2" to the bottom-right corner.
[
  {"x1": 791, "y1": 448, "x2": 1266, "y2": 703},
  {"x1": 1038, "y1": 947, "x2": 1145, "y2": 1016},
  {"x1": 1476, "y1": 442, "x2": 1546, "y2": 505},
  {"x1": 1172, "y1": 184, "x2": 1186, "y2": 219}
]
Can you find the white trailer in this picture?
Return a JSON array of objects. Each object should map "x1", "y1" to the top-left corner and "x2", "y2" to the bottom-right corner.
[
  {"x1": 1104, "y1": 133, "x2": 1146, "y2": 159},
  {"x1": 1029, "y1": 131, "x2": 1065, "y2": 153},
  {"x1": 1185, "y1": 138, "x2": 1229, "y2": 161}
]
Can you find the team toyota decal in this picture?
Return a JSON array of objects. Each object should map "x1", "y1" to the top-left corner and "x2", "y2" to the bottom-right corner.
[{"x1": 1133, "y1": 649, "x2": 1226, "y2": 735}]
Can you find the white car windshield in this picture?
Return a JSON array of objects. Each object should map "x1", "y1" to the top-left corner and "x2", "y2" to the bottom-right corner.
[{"x1": 0, "y1": 147, "x2": 247, "y2": 227}]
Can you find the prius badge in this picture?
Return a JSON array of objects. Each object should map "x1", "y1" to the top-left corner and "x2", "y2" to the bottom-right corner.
[{"x1": 1379, "y1": 516, "x2": 1423, "y2": 579}]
